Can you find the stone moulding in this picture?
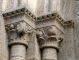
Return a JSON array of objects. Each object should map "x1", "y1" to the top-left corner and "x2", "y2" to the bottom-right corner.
[
  {"x1": 2, "y1": 7, "x2": 36, "y2": 21},
  {"x1": 64, "y1": 20, "x2": 75, "y2": 27},
  {"x1": 2, "y1": 7, "x2": 75, "y2": 27},
  {"x1": 8, "y1": 40, "x2": 28, "y2": 48}
]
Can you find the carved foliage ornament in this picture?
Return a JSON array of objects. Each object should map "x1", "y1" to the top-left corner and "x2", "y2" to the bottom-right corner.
[
  {"x1": 5, "y1": 21, "x2": 32, "y2": 41},
  {"x1": 36, "y1": 26, "x2": 64, "y2": 51}
]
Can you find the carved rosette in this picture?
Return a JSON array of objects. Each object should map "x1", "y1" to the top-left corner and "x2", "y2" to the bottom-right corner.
[{"x1": 36, "y1": 26, "x2": 63, "y2": 60}]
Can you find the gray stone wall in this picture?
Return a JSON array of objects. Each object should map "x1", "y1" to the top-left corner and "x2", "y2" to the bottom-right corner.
[
  {"x1": 75, "y1": 1, "x2": 79, "y2": 20},
  {"x1": 0, "y1": 0, "x2": 79, "y2": 60},
  {"x1": 70, "y1": 1, "x2": 79, "y2": 57},
  {"x1": 63, "y1": 0, "x2": 76, "y2": 20},
  {"x1": 0, "y1": 14, "x2": 9, "y2": 60},
  {"x1": 74, "y1": 20, "x2": 79, "y2": 60},
  {"x1": 58, "y1": 25, "x2": 76, "y2": 60}
]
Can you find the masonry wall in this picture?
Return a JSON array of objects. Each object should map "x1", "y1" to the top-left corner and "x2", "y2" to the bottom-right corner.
[
  {"x1": 0, "y1": 0, "x2": 78, "y2": 60},
  {"x1": 0, "y1": 14, "x2": 9, "y2": 60},
  {"x1": 74, "y1": 1, "x2": 79, "y2": 60}
]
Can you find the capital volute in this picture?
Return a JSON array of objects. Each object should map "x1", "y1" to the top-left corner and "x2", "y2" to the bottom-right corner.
[
  {"x1": 36, "y1": 29, "x2": 44, "y2": 38},
  {"x1": 36, "y1": 29, "x2": 45, "y2": 45},
  {"x1": 36, "y1": 26, "x2": 64, "y2": 51},
  {"x1": 47, "y1": 26, "x2": 57, "y2": 36},
  {"x1": 5, "y1": 24, "x2": 16, "y2": 32},
  {"x1": 5, "y1": 21, "x2": 33, "y2": 41},
  {"x1": 57, "y1": 33, "x2": 64, "y2": 46}
]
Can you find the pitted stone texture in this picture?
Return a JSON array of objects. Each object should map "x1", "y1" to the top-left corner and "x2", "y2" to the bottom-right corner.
[
  {"x1": 36, "y1": 0, "x2": 45, "y2": 16},
  {"x1": 0, "y1": 15, "x2": 8, "y2": 60},
  {"x1": 10, "y1": 45, "x2": 26, "y2": 60},
  {"x1": 58, "y1": 25, "x2": 76, "y2": 60},
  {"x1": 49, "y1": 0, "x2": 56, "y2": 13},
  {"x1": 42, "y1": 48, "x2": 57, "y2": 60},
  {"x1": 36, "y1": 0, "x2": 57, "y2": 16},
  {"x1": 10, "y1": 57, "x2": 25, "y2": 60},
  {"x1": 0, "y1": 0, "x2": 8, "y2": 12},
  {"x1": 28, "y1": 0, "x2": 37, "y2": 15},
  {"x1": 63, "y1": 0, "x2": 76, "y2": 20},
  {"x1": 26, "y1": 31, "x2": 41, "y2": 60},
  {"x1": 0, "y1": 54, "x2": 8, "y2": 60},
  {"x1": 73, "y1": 20, "x2": 79, "y2": 60},
  {"x1": 75, "y1": 1, "x2": 79, "y2": 19},
  {"x1": 4, "y1": 14, "x2": 36, "y2": 29},
  {"x1": 0, "y1": 0, "x2": 3, "y2": 12},
  {"x1": 18, "y1": 0, "x2": 28, "y2": 6},
  {"x1": 6, "y1": 0, "x2": 18, "y2": 11}
]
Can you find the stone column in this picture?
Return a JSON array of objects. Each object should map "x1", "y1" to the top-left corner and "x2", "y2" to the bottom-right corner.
[
  {"x1": 10, "y1": 45, "x2": 26, "y2": 60},
  {"x1": 6, "y1": 21, "x2": 31, "y2": 60},
  {"x1": 36, "y1": 26, "x2": 63, "y2": 60}
]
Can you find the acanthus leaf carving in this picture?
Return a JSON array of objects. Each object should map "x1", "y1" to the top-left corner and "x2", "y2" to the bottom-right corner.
[
  {"x1": 36, "y1": 26, "x2": 64, "y2": 50},
  {"x1": 36, "y1": 26, "x2": 64, "y2": 60},
  {"x1": 17, "y1": 21, "x2": 27, "y2": 35},
  {"x1": 5, "y1": 21, "x2": 33, "y2": 42}
]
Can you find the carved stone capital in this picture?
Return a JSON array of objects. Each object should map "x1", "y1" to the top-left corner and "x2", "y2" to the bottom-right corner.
[
  {"x1": 5, "y1": 23, "x2": 17, "y2": 41},
  {"x1": 47, "y1": 26, "x2": 57, "y2": 36},
  {"x1": 36, "y1": 26, "x2": 63, "y2": 51},
  {"x1": 5, "y1": 21, "x2": 33, "y2": 47}
]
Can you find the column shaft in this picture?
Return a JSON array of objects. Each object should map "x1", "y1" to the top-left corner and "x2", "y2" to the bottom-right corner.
[
  {"x1": 42, "y1": 48, "x2": 57, "y2": 60},
  {"x1": 10, "y1": 45, "x2": 26, "y2": 60}
]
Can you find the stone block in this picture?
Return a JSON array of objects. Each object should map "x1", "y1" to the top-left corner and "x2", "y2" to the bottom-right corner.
[
  {"x1": 0, "y1": 54, "x2": 8, "y2": 60},
  {"x1": 0, "y1": 15, "x2": 9, "y2": 59},
  {"x1": 73, "y1": 20, "x2": 79, "y2": 60},
  {"x1": 58, "y1": 25, "x2": 76, "y2": 60}
]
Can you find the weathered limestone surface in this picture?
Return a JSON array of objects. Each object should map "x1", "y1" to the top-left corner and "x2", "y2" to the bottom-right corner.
[
  {"x1": 36, "y1": 0, "x2": 45, "y2": 16},
  {"x1": 76, "y1": 1, "x2": 79, "y2": 19},
  {"x1": 19, "y1": 0, "x2": 28, "y2": 6},
  {"x1": 73, "y1": 20, "x2": 79, "y2": 60},
  {"x1": 58, "y1": 25, "x2": 76, "y2": 60},
  {"x1": 0, "y1": 14, "x2": 9, "y2": 60},
  {"x1": 42, "y1": 48, "x2": 57, "y2": 60},
  {"x1": 27, "y1": 0, "x2": 37, "y2": 15},
  {"x1": 26, "y1": 31, "x2": 41, "y2": 60},
  {"x1": 10, "y1": 45, "x2": 26, "y2": 60},
  {"x1": 0, "y1": 0, "x2": 3, "y2": 12},
  {"x1": 63, "y1": 0, "x2": 76, "y2": 20},
  {"x1": 0, "y1": 0, "x2": 7, "y2": 12},
  {"x1": 0, "y1": 0, "x2": 79, "y2": 60}
]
